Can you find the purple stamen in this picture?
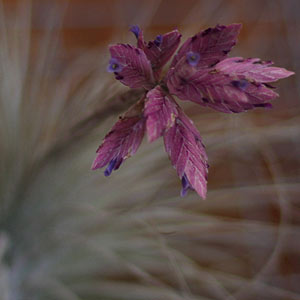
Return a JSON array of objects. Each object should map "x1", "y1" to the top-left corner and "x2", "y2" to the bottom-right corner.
[
  {"x1": 154, "y1": 35, "x2": 163, "y2": 47},
  {"x1": 113, "y1": 158, "x2": 123, "y2": 170},
  {"x1": 104, "y1": 158, "x2": 117, "y2": 176},
  {"x1": 231, "y1": 79, "x2": 249, "y2": 90},
  {"x1": 107, "y1": 58, "x2": 123, "y2": 73},
  {"x1": 186, "y1": 51, "x2": 200, "y2": 66},
  {"x1": 180, "y1": 174, "x2": 190, "y2": 197},
  {"x1": 130, "y1": 25, "x2": 140, "y2": 39}
]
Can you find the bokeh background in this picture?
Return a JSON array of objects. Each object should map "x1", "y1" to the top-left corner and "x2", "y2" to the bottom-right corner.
[{"x1": 0, "y1": 0, "x2": 299, "y2": 299}]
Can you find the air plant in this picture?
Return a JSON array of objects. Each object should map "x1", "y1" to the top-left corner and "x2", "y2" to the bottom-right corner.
[
  {"x1": 92, "y1": 24, "x2": 294, "y2": 198},
  {"x1": 1, "y1": 0, "x2": 299, "y2": 298}
]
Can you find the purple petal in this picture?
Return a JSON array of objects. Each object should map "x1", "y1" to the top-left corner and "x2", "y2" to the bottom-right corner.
[
  {"x1": 180, "y1": 174, "x2": 191, "y2": 197},
  {"x1": 216, "y1": 57, "x2": 295, "y2": 83},
  {"x1": 170, "y1": 24, "x2": 241, "y2": 70},
  {"x1": 144, "y1": 86, "x2": 178, "y2": 142},
  {"x1": 104, "y1": 158, "x2": 118, "y2": 176},
  {"x1": 164, "y1": 109, "x2": 208, "y2": 199},
  {"x1": 109, "y1": 44, "x2": 154, "y2": 89},
  {"x1": 92, "y1": 101, "x2": 146, "y2": 172},
  {"x1": 186, "y1": 51, "x2": 200, "y2": 66}
]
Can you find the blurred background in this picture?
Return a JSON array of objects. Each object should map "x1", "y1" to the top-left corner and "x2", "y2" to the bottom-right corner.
[{"x1": 0, "y1": 0, "x2": 299, "y2": 299}]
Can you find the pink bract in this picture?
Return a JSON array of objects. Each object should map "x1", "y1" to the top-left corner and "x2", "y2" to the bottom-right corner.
[
  {"x1": 144, "y1": 86, "x2": 178, "y2": 142},
  {"x1": 92, "y1": 24, "x2": 294, "y2": 198}
]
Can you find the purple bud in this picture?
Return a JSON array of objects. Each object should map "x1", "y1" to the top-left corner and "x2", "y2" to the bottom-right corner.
[
  {"x1": 107, "y1": 58, "x2": 123, "y2": 73},
  {"x1": 130, "y1": 25, "x2": 140, "y2": 39},
  {"x1": 231, "y1": 79, "x2": 249, "y2": 90},
  {"x1": 104, "y1": 158, "x2": 117, "y2": 176},
  {"x1": 186, "y1": 51, "x2": 200, "y2": 66},
  {"x1": 180, "y1": 174, "x2": 190, "y2": 197},
  {"x1": 154, "y1": 35, "x2": 163, "y2": 47}
]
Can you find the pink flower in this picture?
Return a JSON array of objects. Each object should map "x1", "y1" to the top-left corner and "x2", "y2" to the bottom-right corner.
[{"x1": 92, "y1": 24, "x2": 294, "y2": 198}]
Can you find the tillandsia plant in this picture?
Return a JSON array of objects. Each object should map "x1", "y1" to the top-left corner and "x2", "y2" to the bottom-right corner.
[{"x1": 92, "y1": 24, "x2": 294, "y2": 198}]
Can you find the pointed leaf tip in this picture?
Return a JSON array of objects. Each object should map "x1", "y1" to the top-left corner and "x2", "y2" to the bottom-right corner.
[
  {"x1": 92, "y1": 102, "x2": 145, "y2": 174},
  {"x1": 216, "y1": 57, "x2": 295, "y2": 83}
]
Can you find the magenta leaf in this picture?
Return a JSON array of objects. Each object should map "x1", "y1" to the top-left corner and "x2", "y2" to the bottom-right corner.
[
  {"x1": 143, "y1": 30, "x2": 182, "y2": 79},
  {"x1": 131, "y1": 27, "x2": 181, "y2": 80},
  {"x1": 164, "y1": 109, "x2": 208, "y2": 198},
  {"x1": 169, "y1": 24, "x2": 242, "y2": 70},
  {"x1": 216, "y1": 57, "x2": 295, "y2": 83},
  {"x1": 167, "y1": 64, "x2": 279, "y2": 113},
  {"x1": 144, "y1": 86, "x2": 178, "y2": 142},
  {"x1": 109, "y1": 44, "x2": 154, "y2": 89},
  {"x1": 92, "y1": 102, "x2": 145, "y2": 174}
]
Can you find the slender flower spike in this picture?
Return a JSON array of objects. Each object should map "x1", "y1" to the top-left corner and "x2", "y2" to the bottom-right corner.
[{"x1": 93, "y1": 24, "x2": 294, "y2": 199}]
